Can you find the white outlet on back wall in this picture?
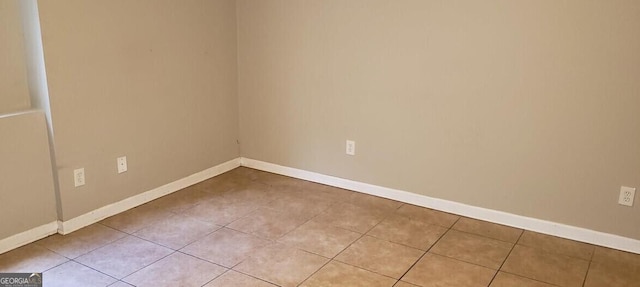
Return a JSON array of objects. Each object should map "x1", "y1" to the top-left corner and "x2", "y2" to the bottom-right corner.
[
  {"x1": 346, "y1": 140, "x2": 356, "y2": 156},
  {"x1": 74, "y1": 168, "x2": 85, "y2": 187},
  {"x1": 618, "y1": 186, "x2": 636, "y2": 207},
  {"x1": 117, "y1": 156, "x2": 128, "y2": 173}
]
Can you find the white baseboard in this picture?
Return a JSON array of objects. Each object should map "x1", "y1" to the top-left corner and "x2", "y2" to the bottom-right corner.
[
  {"x1": 240, "y1": 157, "x2": 640, "y2": 254},
  {"x1": 58, "y1": 158, "x2": 241, "y2": 234},
  {"x1": 0, "y1": 221, "x2": 58, "y2": 254},
  {"x1": 6, "y1": 157, "x2": 637, "y2": 255}
]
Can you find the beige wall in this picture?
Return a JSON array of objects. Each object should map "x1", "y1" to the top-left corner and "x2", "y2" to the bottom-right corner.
[
  {"x1": 237, "y1": 0, "x2": 640, "y2": 239},
  {"x1": 0, "y1": 0, "x2": 31, "y2": 114},
  {"x1": 0, "y1": 112, "x2": 57, "y2": 239},
  {"x1": 3, "y1": 0, "x2": 639, "y2": 245},
  {"x1": 38, "y1": 0, "x2": 239, "y2": 219}
]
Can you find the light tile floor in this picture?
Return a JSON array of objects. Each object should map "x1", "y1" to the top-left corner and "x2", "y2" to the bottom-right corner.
[{"x1": 1, "y1": 167, "x2": 639, "y2": 287}]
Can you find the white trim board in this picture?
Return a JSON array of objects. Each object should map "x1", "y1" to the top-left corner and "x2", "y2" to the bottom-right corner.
[
  {"x1": 1, "y1": 158, "x2": 240, "y2": 254},
  {"x1": 0, "y1": 221, "x2": 58, "y2": 254},
  {"x1": 58, "y1": 158, "x2": 241, "y2": 234},
  {"x1": 240, "y1": 157, "x2": 640, "y2": 254}
]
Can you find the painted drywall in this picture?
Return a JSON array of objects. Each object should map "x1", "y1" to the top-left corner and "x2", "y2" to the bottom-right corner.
[
  {"x1": 19, "y1": 0, "x2": 54, "y2": 131},
  {"x1": 0, "y1": 0, "x2": 31, "y2": 114},
  {"x1": 237, "y1": 0, "x2": 640, "y2": 239},
  {"x1": 0, "y1": 112, "x2": 57, "y2": 239},
  {"x1": 37, "y1": 0, "x2": 239, "y2": 220}
]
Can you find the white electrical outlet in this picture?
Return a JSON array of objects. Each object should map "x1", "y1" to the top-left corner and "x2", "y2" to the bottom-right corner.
[
  {"x1": 117, "y1": 156, "x2": 127, "y2": 173},
  {"x1": 618, "y1": 186, "x2": 636, "y2": 207},
  {"x1": 346, "y1": 140, "x2": 356, "y2": 156},
  {"x1": 74, "y1": 168, "x2": 85, "y2": 187}
]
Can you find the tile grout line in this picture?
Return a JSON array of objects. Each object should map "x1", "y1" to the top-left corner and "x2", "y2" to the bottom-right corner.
[
  {"x1": 267, "y1": 192, "x2": 342, "y2": 241},
  {"x1": 295, "y1": 222, "x2": 369, "y2": 286},
  {"x1": 448, "y1": 227, "x2": 523, "y2": 245},
  {"x1": 35, "y1": 231, "x2": 136, "y2": 278},
  {"x1": 223, "y1": 268, "x2": 283, "y2": 287},
  {"x1": 65, "y1": 230, "x2": 177, "y2": 284},
  {"x1": 514, "y1": 230, "x2": 600, "y2": 261},
  {"x1": 119, "y1": 250, "x2": 176, "y2": 284},
  {"x1": 67, "y1": 258, "x2": 124, "y2": 284},
  {"x1": 581, "y1": 245, "x2": 598, "y2": 287},
  {"x1": 393, "y1": 215, "x2": 462, "y2": 285},
  {"x1": 496, "y1": 270, "x2": 564, "y2": 287},
  {"x1": 486, "y1": 229, "x2": 524, "y2": 286},
  {"x1": 296, "y1": 203, "x2": 403, "y2": 286},
  {"x1": 581, "y1": 261, "x2": 592, "y2": 287},
  {"x1": 166, "y1": 251, "x2": 229, "y2": 287},
  {"x1": 97, "y1": 173, "x2": 402, "y2": 286},
  {"x1": 11, "y1": 168, "x2": 629, "y2": 287},
  {"x1": 199, "y1": 176, "x2": 344, "y2": 287}
]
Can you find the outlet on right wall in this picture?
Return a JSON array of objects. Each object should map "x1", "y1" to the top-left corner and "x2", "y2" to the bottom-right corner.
[{"x1": 237, "y1": 0, "x2": 640, "y2": 240}]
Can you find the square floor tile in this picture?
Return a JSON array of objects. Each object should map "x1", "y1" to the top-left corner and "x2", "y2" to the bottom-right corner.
[
  {"x1": 346, "y1": 193, "x2": 403, "y2": 212},
  {"x1": 36, "y1": 224, "x2": 126, "y2": 258},
  {"x1": 394, "y1": 282, "x2": 421, "y2": 287},
  {"x1": 192, "y1": 169, "x2": 255, "y2": 193},
  {"x1": 490, "y1": 272, "x2": 556, "y2": 287},
  {"x1": 124, "y1": 252, "x2": 226, "y2": 287},
  {"x1": 192, "y1": 176, "x2": 241, "y2": 194},
  {"x1": 317, "y1": 186, "x2": 356, "y2": 202},
  {"x1": 279, "y1": 221, "x2": 361, "y2": 257},
  {"x1": 591, "y1": 246, "x2": 640, "y2": 266},
  {"x1": 395, "y1": 204, "x2": 459, "y2": 228},
  {"x1": 100, "y1": 204, "x2": 174, "y2": 234},
  {"x1": 227, "y1": 208, "x2": 309, "y2": 240},
  {"x1": 216, "y1": 183, "x2": 277, "y2": 206},
  {"x1": 402, "y1": 253, "x2": 496, "y2": 287},
  {"x1": 43, "y1": 261, "x2": 116, "y2": 287},
  {"x1": 430, "y1": 230, "x2": 513, "y2": 269},
  {"x1": 204, "y1": 270, "x2": 277, "y2": 287},
  {"x1": 229, "y1": 166, "x2": 262, "y2": 178},
  {"x1": 222, "y1": 166, "x2": 261, "y2": 179},
  {"x1": 589, "y1": 246, "x2": 640, "y2": 287},
  {"x1": 144, "y1": 186, "x2": 213, "y2": 213},
  {"x1": 336, "y1": 235, "x2": 423, "y2": 279},
  {"x1": 300, "y1": 261, "x2": 396, "y2": 287},
  {"x1": 367, "y1": 214, "x2": 448, "y2": 250},
  {"x1": 133, "y1": 213, "x2": 219, "y2": 249},
  {"x1": 584, "y1": 259, "x2": 640, "y2": 287},
  {"x1": 75, "y1": 236, "x2": 172, "y2": 279},
  {"x1": 0, "y1": 244, "x2": 68, "y2": 273},
  {"x1": 518, "y1": 231, "x2": 594, "y2": 260},
  {"x1": 501, "y1": 245, "x2": 589, "y2": 287},
  {"x1": 452, "y1": 218, "x2": 522, "y2": 243},
  {"x1": 181, "y1": 228, "x2": 270, "y2": 268},
  {"x1": 313, "y1": 202, "x2": 389, "y2": 233},
  {"x1": 270, "y1": 183, "x2": 342, "y2": 206},
  {"x1": 234, "y1": 243, "x2": 329, "y2": 287},
  {"x1": 255, "y1": 172, "x2": 304, "y2": 189},
  {"x1": 181, "y1": 197, "x2": 261, "y2": 226},
  {"x1": 266, "y1": 194, "x2": 335, "y2": 219},
  {"x1": 296, "y1": 181, "x2": 346, "y2": 200},
  {"x1": 265, "y1": 184, "x2": 305, "y2": 200},
  {"x1": 6, "y1": 168, "x2": 638, "y2": 287}
]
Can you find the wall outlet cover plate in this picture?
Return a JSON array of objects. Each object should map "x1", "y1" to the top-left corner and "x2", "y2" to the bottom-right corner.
[{"x1": 619, "y1": 186, "x2": 636, "y2": 207}]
